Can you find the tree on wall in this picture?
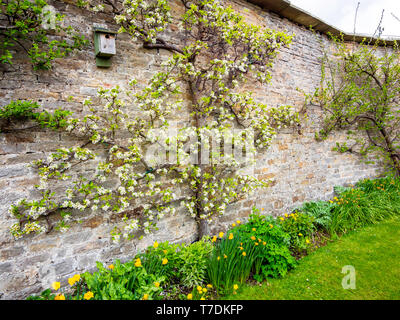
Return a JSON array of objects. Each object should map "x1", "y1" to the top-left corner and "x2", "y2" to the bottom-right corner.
[
  {"x1": 0, "y1": 0, "x2": 87, "y2": 69},
  {"x1": 7, "y1": 0, "x2": 300, "y2": 241},
  {"x1": 305, "y1": 34, "x2": 400, "y2": 176}
]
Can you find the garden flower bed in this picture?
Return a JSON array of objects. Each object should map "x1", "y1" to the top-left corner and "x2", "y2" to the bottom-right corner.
[{"x1": 28, "y1": 176, "x2": 400, "y2": 300}]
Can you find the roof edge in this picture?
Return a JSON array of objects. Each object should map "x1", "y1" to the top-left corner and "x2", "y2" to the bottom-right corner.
[{"x1": 246, "y1": 0, "x2": 400, "y2": 46}]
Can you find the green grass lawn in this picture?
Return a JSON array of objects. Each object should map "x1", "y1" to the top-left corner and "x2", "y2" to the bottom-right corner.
[{"x1": 224, "y1": 217, "x2": 400, "y2": 300}]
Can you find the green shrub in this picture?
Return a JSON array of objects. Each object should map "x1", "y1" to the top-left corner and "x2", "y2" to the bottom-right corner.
[
  {"x1": 278, "y1": 211, "x2": 315, "y2": 252},
  {"x1": 176, "y1": 237, "x2": 213, "y2": 288},
  {"x1": 234, "y1": 209, "x2": 296, "y2": 281},
  {"x1": 138, "y1": 241, "x2": 181, "y2": 282},
  {"x1": 206, "y1": 208, "x2": 297, "y2": 294},
  {"x1": 299, "y1": 200, "x2": 334, "y2": 231},
  {"x1": 82, "y1": 259, "x2": 165, "y2": 300}
]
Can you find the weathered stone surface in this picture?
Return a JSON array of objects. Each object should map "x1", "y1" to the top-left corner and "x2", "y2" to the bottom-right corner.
[{"x1": 0, "y1": 0, "x2": 384, "y2": 300}]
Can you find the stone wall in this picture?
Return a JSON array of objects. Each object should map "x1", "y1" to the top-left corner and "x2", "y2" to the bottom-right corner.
[{"x1": 0, "y1": 0, "x2": 382, "y2": 299}]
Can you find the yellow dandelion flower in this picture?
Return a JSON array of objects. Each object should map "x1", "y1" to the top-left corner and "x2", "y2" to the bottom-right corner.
[
  {"x1": 73, "y1": 274, "x2": 80, "y2": 282},
  {"x1": 52, "y1": 282, "x2": 60, "y2": 291},
  {"x1": 54, "y1": 294, "x2": 65, "y2": 300},
  {"x1": 306, "y1": 239, "x2": 310, "y2": 244},
  {"x1": 228, "y1": 233, "x2": 234, "y2": 240},
  {"x1": 162, "y1": 258, "x2": 168, "y2": 265},
  {"x1": 233, "y1": 284, "x2": 239, "y2": 290},
  {"x1": 255, "y1": 242, "x2": 259, "y2": 246},
  {"x1": 269, "y1": 224, "x2": 273, "y2": 228},
  {"x1": 187, "y1": 293, "x2": 193, "y2": 300},
  {"x1": 153, "y1": 241, "x2": 159, "y2": 249},
  {"x1": 224, "y1": 254, "x2": 227, "y2": 259},
  {"x1": 236, "y1": 220, "x2": 241, "y2": 224},
  {"x1": 202, "y1": 288, "x2": 207, "y2": 293},
  {"x1": 197, "y1": 286, "x2": 202, "y2": 291},
  {"x1": 279, "y1": 217, "x2": 284, "y2": 221},
  {"x1": 200, "y1": 297, "x2": 205, "y2": 300},
  {"x1": 284, "y1": 213, "x2": 288, "y2": 217},
  {"x1": 217, "y1": 256, "x2": 221, "y2": 260},
  {"x1": 252, "y1": 228, "x2": 256, "y2": 232},
  {"x1": 242, "y1": 251, "x2": 246, "y2": 256},
  {"x1": 108, "y1": 264, "x2": 114, "y2": 270},
  {"x1": 232, "y1": 223, "x2": 236, "y2": 227},
  {"x1": 163, "y1": 250, "x2": 167, "y2": 254},
  {"x1": 212, "y1": 236, "x2": 217, "y2": 242},
  {"x1": 207, "y1": 284, "x2": 213, "y2": 288},
  {"x1": 84, "y1": 291, "x2": 94, "y2": 300},
  {"x1": 263, "y1": 241, "x2": 266, "y2": 245},
  {"x1": 219, "y1": 232, "x2": 224, "y2": 238},
  {"x1": 298, "y1": 233, "x2": 303, "y2": 237},
  {"x1": 142, "y1": 294, "x2": 149, "y2": 300},
  {"x1": 250, "y1": 236, "x2": 256, "y2": 241},
  {"x1": 154, "y1": 282, "x2": 160, "y2": 288}
]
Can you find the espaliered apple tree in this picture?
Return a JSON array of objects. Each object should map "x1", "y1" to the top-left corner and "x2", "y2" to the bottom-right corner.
[
  {"x1": 8, "y1": 0, "x2": 300, "y2": 241},
  {"x1": 305, "y1": 34, "x2": 400, "y2": 176}
]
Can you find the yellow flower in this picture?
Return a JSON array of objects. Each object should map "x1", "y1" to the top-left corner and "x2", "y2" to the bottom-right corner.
[
  {"x1": 153, "y1": 241, "x2": 159, "y2": 249},
  {"x1": 239, "y1": 246, "x2": 244, "y2": 250},
  {"x1": 242, "y1": 251, "x2": 246, "y2": 256},
  {"x1": 261, "y1": 208, "x2": 264, "y2": 211},
  {"x1": 298, "y1": 233, "x2": 303, "y2": 237},
  {"x1": 252, "y1": 228, "x2": 256, "y2": 232},
  {"x1": 269, "y1": 224, "x2": 273, "y2": 228},
  {"x1": 263, "y1": 241, "x2": 266, "y2": 245},
  {"x1": 200, "y1": 297, "x2": 205, "y2": 300},
  {"x1": 236, "y1": 220, "x2": 241, "y2": 224},
  {"x1": 202, "y1": 288, "x2": 207, "y2": 293},
  {"x1": 135, "y1": 258, "x2": 142, "y2": 267},
  {"x1": 207, "y1": 284, "x2": 213, "y2": 288},
  {"x1": 68, "y1": 274, "x2": 80, "y2": 286},
  {"x1": 187, "y1": 293, "x2": 193, "y2": 300},
  {"x1": 306, "y1": 239, "x2": 310, "y2": 244},
  {"x1": 108, "y1": 264, "x2": 114, "y2": 270},
  {"x1": 284, "y1": 213, "x2": 288, "y2": 217},
  {"x1": 228, "y1": 233, "x2": 234, "y2": 240},
  {"x1": 163, "y1": 250, "x2": 167, "y2": 254},
  {"x1": 250, "y1": 236, "x2": 256, "y2": 241},
  {"x1": 52, "y1": 282, "x2": 60, "y2": 291},
  {"x1": 84, "y1": 291, "x2": 94, "y2": 300},
  {"x1": 54, "y1": 294, "x2": 65, "y2": 300},
  {"x1": 224, "y1": 254, "x2": 227, "y2": 259},
  {"x1": 233, "y1": 284, "x2": 239, "y2": 290},
  {"x1": 197, "y1": 286, "x2": 202, "y2": 292},
  {"x1": 162, "y1": 258, "x2": 168, "y2": 265},
  {"x1": 212, "y1": 236, "x2": 217, "y2": 242},
  {"x1": 279, "y1": 217, "x2": 284, "y2": 221},
  {"x1": 142, "y1": 294, "x2": 149, "y2": 300},
  {"x1": 255, "y1": 242, "x2": 259, "y2": 246},
  {"x1": 219, "y1": 232, "x2": 224, "y2": 238},
  {"x1": 217, "y1": 256, "x2": 221, "y2": 260},
  {"x1": 232, "y1": 223, "x2": 236, "y2": 227},
  {"x1": 154, "y1": 282, "x2": 160, "y2": 288}
]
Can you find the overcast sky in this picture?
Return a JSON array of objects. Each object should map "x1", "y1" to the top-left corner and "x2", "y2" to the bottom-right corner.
[{"x1": 290, "y1": 0, "x2": 400, "y2": 38}]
